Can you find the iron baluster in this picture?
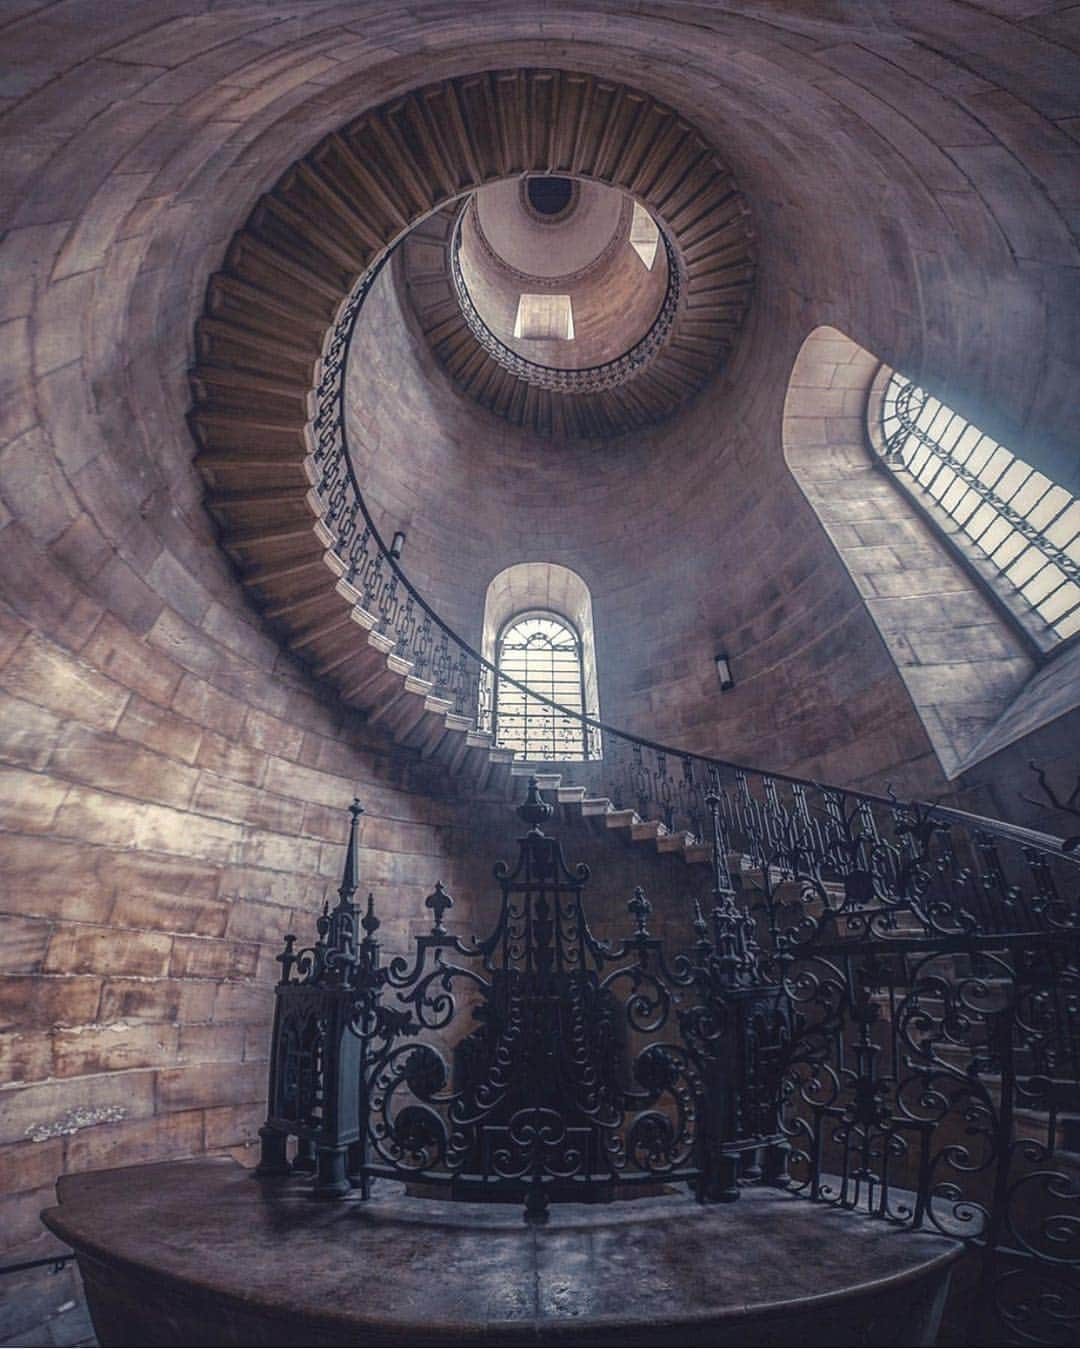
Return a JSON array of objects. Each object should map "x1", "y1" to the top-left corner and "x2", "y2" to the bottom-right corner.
[
  {"x1": 431, "y1": 630, "x2": 451, "y2": 695},
  {"x1": 656, "y1": 752, "x2": 675, "y2": 831},
  {"x1": 378, "y1": 566, "x2": 400, "y2": 637}
]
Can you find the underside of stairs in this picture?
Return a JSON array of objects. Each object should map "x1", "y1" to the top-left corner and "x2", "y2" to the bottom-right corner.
[
  {"x1": 400, "y1": 193, "x2": 753, "y2": 437},
  {"x1": 188, "y1": 71, "x2": 756, "y2": 804}
]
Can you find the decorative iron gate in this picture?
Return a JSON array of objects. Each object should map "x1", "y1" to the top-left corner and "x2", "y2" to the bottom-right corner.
[
  {"x1": 257, "y1": 780, "x2": 788, "y2": 1223},
  {"x1": 257, "y1": 776, "x2": 1080, "y2": 1344}
]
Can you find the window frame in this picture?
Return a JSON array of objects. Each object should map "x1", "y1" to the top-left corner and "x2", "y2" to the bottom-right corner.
[
  {"x1": 492, "y1": 608, "x2": 588, "y2": 762},
  {"x1": 866, "y1": 364, "x2": 1080, "y2": 661}
]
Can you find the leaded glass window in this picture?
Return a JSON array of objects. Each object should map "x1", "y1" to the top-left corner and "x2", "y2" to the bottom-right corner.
[
  {"x1": 878, "y1": 372, "x2": 1080, "y2": 646},
  {"x1": 494, "y1": 612, "x2": 587, "y2": 760}
]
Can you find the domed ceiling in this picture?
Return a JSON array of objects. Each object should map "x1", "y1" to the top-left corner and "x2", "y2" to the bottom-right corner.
[
  {"x1": 403, "y1": 176, "x2": 674, "y2": 400},
  {"x1": 459, "y1": 177, "x2": 668, "y2": 368},
  {"x1": 389, "y1": 82, "x2": 757, "y2": 438}
]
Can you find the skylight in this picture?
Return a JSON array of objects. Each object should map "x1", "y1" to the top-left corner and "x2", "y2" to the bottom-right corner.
[{"x1": 513, "y1": 293, "x2": 575, "y2": 341}]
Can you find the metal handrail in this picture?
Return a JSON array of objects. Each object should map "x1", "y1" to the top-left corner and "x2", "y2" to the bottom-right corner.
[
  {"x1": 0, "y1": 1252, "x2": 74, "y2": 1278},
  {"x1": 311, "y1": 239, "x2": 1076, "y2": 866}
]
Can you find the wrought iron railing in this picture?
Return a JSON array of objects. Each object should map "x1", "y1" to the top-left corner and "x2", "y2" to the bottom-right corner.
[
  {"x1": 876, "y1": 372, "x2": 1080, "y2": 648},
  {"x1": 261, "y1": 781, "x2": 1080, "y2": 1344},
  {"x1": 312, "y1": 248, "x2": 1078, "y2": 871},
  {"x1": 302, "y1": 242, "x2": 1080, "y2": 1343},
  {"x1": 447, "y1": 203, "x2": 682, "y2": 394},
  {"x1": 258, "y1": 786, "x2": 790, "y2": 1222}
]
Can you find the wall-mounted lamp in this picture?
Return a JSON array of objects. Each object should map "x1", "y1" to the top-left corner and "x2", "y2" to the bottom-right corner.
[
  {"x1": 715, "y1": 653, "x2": 734, "y2": 692},
  {"x1": 389, "y1": 530, "x2": 406, "y2": 561}
]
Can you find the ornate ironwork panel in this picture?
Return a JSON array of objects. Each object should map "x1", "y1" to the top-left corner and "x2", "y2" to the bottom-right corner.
[
  {"x1": 253, "y1": 773, "x2": 1080, "y2": 1341},
  {"x1": 258, "y1": 782, "x2": 788, "y2": 1223}
]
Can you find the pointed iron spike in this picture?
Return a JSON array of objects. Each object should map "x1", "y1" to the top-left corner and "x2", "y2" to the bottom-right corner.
[
  {"x1": 338, "y1": 796, "x2": 363, "y2": 902},
  {"x1": 692, "y1": 898, "x2": 708, "y2": 942}
]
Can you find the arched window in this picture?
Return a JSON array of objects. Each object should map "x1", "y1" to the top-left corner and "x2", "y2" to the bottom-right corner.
[
  {"x1": 478, "y1": 562, "x2": 601, "y2": 762},
  {"x1": 783, "y1": 327, "x2": 1080, "y2": 780},
  {"x1": 873, "y1": 370, "x2": 1080, "y2": 649},
  {"x1": 494, "y1": 611, "x2": 587, "y2": 760}
]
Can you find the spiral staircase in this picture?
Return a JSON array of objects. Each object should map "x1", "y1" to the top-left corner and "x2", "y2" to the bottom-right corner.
[
  {"x1": 188, "y1": 67, "x2": 757, "y2": 868},
  {"x1": 181, "y1": 66, "x2": 1080, "y2": 1348},
  {"x1": 190, "y1": 70, "x2": 755, "y2": 698}
]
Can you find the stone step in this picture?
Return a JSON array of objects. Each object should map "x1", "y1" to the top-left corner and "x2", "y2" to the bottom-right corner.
[{"x1": 188, "y1": 70, "x2": 759, "y2": 874}]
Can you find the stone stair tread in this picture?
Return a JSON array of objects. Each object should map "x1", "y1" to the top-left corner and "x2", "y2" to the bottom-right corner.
[
  {"x1": 605, "y1": 809, "x2": 642, "y2": 828},
  {"x1": 658, "y1": 831, "x2": 697, "y2": 852}
]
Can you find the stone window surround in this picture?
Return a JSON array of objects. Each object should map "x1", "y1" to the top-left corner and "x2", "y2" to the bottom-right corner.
[
  {"x1": 480, "y1": 562, "x2": 601, "y2": 760},
  {"x1": 513, "y1": 292, "x2": 576, "y2": 341},
  {"x1": 784, "y1": 327, "x2": 1080, "y2": 780}
]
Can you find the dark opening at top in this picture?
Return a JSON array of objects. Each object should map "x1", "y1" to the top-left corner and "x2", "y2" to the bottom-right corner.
[{"x1": 526, "y1": 176, "x2": 575, "y2": 217}]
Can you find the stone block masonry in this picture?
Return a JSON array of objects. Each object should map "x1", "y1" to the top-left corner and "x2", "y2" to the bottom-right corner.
[{"x1": 3, "y1": 2, "x2": 1080, "y2": 1343}]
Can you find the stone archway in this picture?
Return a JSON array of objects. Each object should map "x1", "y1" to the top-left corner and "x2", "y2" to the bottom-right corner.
[{"x1": 479, "y1": 562, "x2": 601, "y2": 747}]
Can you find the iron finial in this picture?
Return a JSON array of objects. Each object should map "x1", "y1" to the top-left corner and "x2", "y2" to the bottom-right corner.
[
  {"x1": 361, "y1": 892, "x2": 380, "y2": 939},
  {"x1": 425, "y1": 880, "x2": 454, "y2": 934},
  {"x1": 517, "y1": 775, "x2": 554, "y2": 828},
  {"x1": 339, "y1": 797, "x2": 365, "y2": 902},
  {"x1": 628, "y1": 886, "x2": 652, "y2": 936}
]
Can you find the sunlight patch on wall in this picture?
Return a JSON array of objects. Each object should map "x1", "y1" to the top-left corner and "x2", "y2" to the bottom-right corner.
[
  {"x1": 629, "y1": 200, "x2": 659, "y2": 270},
  {"x1": 513, "y1": 292, "x2": 575, "y2": 340}
]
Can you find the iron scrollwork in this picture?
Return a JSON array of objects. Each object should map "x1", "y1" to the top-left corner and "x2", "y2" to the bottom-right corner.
[
  {"x1": 255, "y1": 768, "x2": 1080, "y2": 1341},
  {"x1": 258, "y1": 780, "x2": 788, "y2": 1223}
]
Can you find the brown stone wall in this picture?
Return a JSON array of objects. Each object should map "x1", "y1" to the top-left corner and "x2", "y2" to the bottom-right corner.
[
  {"x1": 3, "y1": 2, "x2": 1080, "y2": 1341},
  {"x1": 0, "y1": 599, "x2": 481, "y2": 1336}
]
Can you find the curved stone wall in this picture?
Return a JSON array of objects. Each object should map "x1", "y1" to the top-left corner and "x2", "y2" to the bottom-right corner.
[
  {"x1": 2, "y1": 3, "x2": 1080, "y2": 1340},
  {"x1": 330, "y1": 5, "x2": 1080, "y2": 798},
  {"x1": 342, "y1": 259, "x2": 986, "y2": 797}
]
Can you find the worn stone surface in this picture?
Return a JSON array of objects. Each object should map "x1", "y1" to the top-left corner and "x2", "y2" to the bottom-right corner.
[
  {"x1": 2, "y1": 1, "x2": 1080, "y2": 1342},
  {"x1": 43, "y1": 1157, "x2": 960, "y2": 1347}
]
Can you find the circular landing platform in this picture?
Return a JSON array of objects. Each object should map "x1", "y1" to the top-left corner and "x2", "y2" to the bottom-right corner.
[{"x1": 42, "y1": 1157, "x2": 961, "y2": 1347}]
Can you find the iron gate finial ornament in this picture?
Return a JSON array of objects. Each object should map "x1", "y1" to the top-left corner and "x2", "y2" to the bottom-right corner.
[{"x1": 257, "y1": 781, "x2": 790, "y2": 1221}]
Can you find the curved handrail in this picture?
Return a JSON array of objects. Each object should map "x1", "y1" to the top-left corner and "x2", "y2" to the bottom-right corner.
[
  {"x1": 309, "y1": 237, "x2": 1078, "y2": 887},
  {"x1": 449, "y1": 204, "x2": 682, "y2": 395}
]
